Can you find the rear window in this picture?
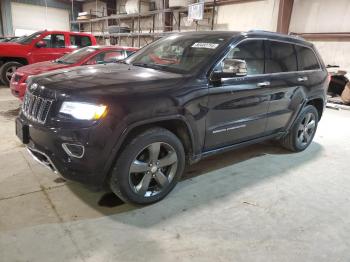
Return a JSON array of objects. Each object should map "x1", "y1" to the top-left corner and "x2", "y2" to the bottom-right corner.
[
  {"x1": 70, "y1": 35, "x2": 92, "y2": 48},
  {"x1": 295, "y1": 45, "x2": 320, "y2": 71},
  {"x1": 266, "y1": 41, "x2": 297, "y2": 73}
]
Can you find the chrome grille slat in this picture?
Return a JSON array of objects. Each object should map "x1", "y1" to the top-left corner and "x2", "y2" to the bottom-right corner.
[
  {"x1": 36, "y1": 98, "x2": 45, "y2": 121},
  {"x1": 22, "y1": 92, "x2": 53, "y2": 124}
]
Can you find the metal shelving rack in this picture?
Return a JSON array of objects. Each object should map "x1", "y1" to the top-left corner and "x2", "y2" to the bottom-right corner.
[{"x1": 71, "y1": 0, "x2": 217, "y2": 47}]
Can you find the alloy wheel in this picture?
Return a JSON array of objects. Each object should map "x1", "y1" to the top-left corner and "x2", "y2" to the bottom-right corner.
[
  {"x1": 297, "y1": 112, "x2": 316, "y2": 147},
  {"x1": 5, "y1": 66, "x2": 18, "y2": 82},
  {"x1": 128, "y1": 142, "x2": 178, "y2": 197}
]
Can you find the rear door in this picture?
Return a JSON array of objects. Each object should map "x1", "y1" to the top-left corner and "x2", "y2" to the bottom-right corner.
[
  {"x1": 31, "y1": 33, "x2": 70, "y2": 63},
  {"x1": 69, "y1": 34, "x2": 93, "y2": 49},
  {"x1": 205, "y1": 39, "x2": 270, "y2": 150},
  {"x1": 295, "y1": 44, "x2": 325, "y2": 100},
  {"x1": 264, "y1": 40, "x2": 301, "y2": 134}
]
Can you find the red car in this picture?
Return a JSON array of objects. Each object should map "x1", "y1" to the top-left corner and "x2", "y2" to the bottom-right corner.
[
  {"x1": 0, "y1": 30, "x2": 97, "y2": 86},
  {"x1": 10, "y1": 46, "x2": 138, "y2": 100}
]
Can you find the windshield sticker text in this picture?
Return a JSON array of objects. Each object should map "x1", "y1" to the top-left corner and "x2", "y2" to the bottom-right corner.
[{"x1": 191, "y1": 43, "x2": 219, "y2": 49}]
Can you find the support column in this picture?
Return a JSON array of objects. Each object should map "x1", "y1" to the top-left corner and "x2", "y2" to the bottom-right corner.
[
  {"x1": 1, "y1": 0, "x2": 13, "y2": 36},
  {"x1": 277, "y1": 0, "x2": 294, "y2": 34}
]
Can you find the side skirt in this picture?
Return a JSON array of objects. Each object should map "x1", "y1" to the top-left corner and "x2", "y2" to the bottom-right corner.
[{"x1": 190, "y1": 131, "x2": 286, "y2": 164}]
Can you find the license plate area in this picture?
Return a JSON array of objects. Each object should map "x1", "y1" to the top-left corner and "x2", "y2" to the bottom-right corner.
[{"x1": 16, "y1": 118, "x2": 30, "y2": 144}]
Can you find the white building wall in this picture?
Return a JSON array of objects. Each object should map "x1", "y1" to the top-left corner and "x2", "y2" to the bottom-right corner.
[
  {"x1": 214, "y1": 0, "x2": 280, "y2": 31},
  {"x1": 290, "y1": 0, "x2": 350, "y2": 70}
]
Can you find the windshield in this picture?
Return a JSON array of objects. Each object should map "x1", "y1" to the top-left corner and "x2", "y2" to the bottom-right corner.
[
  {"x1": 17, "y1": 31, "x2": 44, "y2": 44},
  {"x1": 126, "y1": 34, "x2": 231, "y2": 74},
  {"x1": 56, "y1": 47, "x2": 97, "y2": 64}
]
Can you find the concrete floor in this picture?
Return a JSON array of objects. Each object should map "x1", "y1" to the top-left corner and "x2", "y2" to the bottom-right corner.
[{"x1": 0, "y1": 86, "x2": 350, "y2": 262}]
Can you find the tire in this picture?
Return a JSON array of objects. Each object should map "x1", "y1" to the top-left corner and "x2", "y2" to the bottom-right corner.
[
  {"x1": 0, "y1": 62, "x2": 23, "y2": 86},
  {"x1": 280, "y1": 105, "x2": 319, "y2": 152},
  {"x1": 109, "y1": 127, "x2": 185, "y2": 205}
]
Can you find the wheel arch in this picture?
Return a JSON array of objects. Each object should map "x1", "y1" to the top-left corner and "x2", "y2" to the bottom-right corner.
[
  {"x1": 103, "y1": 115, "x2": 196, "y2": 186},
  {"x1": 120, "y1": 116, "x2": 195, "y2": 159},
  {"x1": 306, "y1": 97, "x2": 325, "y2": 120},
  {"x1": 0, "y1": 57, "x2": 29, "y2": 66}
]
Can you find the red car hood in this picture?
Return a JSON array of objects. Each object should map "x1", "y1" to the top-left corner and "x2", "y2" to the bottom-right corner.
[{"x1": 16, "y1": 61, "x2": 71, "y2": 76}]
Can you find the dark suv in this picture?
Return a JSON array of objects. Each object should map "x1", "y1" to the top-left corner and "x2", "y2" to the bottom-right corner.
[{"x1": 16, "y1": 31, "x2": 328, "y2": 204}]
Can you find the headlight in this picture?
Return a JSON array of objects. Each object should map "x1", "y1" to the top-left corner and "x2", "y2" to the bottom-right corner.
[{"x1": 59, "y1": 102, "x2": 107, "y2": 120}]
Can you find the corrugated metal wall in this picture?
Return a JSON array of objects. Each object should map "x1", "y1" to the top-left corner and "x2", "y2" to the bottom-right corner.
[{"x1": 1, "y1": 0, "x2": 72, "y2": 36}]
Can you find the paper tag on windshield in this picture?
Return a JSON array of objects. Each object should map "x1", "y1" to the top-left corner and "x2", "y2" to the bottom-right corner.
[{"x1": 191, "y1": 43, "x2": 219, "y2": 49}]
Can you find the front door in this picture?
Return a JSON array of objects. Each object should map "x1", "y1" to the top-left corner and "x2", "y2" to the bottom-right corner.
[
  {"x1": 205, "y1": 40, "x2": 270, "y2": 150},
  {"x1": 31, "y1": 33, "x2": 69, "y2": 63}
]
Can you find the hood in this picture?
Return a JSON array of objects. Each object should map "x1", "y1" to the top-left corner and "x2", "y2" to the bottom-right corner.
[
  {"x1": 31, "y1": 63, "x2": 190, "y2": 97},
  {"x1": 17, "y1": 61, "x2": 70, "y2": 76},
  {"x1": 0, "y1": 42, "x2": 29, "y2": 55},
  {"x1": 0, "y1": 42, "x2": 21, "y2": 46}
]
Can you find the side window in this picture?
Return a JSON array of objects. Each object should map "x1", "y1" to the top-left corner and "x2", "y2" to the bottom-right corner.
[
  {"x1": 41, "y1": 34, "x2": 65, "y2": 48},
  {"x1": 224, "y1": 40, "x2": 264, "y2": 75},
  {"x1": 100, "y1": 51, "x2": 126, "y2": 63},
  {"x1": 70, "y1": 35, "x2": 92, "y2": 48},
  {"x1": 86, "y1": 51, "x2": 126, "y2": 65},
  {"x1": 295, "y1": 45, "x2": 320, "y2": 71},
  {"x1": 266, "y1": 41, "x2": 297, "y2": 73}
]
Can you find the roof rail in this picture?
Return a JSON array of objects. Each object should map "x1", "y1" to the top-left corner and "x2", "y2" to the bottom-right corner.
[
  {"x1": 247, "y1": 30, "x2": 306, "y2": 40},
  {"x1": 248, "y1": 29, "x2": 275, "y2": 34}
]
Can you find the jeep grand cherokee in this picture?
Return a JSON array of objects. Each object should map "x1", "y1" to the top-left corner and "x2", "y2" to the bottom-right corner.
[{"x1": 16, "y1": 31, "x2": 328, "y2": 204}]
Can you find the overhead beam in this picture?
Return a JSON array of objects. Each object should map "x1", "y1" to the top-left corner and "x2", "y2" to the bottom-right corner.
[{"x1": 277, "y1": 0, "x2": 294, "y2": 34}]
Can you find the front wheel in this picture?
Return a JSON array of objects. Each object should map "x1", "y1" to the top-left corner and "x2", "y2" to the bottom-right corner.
[
  {"x1": 0, "y1": 61, "x2": 23, "y2": 86},
  {"x1": 109, "y1": 127, "x2": 185, "y2": 205},
  {"x1": 280, "y1": 105, "x2": 319, "y2": 152}
]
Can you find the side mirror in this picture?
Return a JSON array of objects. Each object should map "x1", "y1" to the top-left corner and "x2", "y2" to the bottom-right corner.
[
  {"x1": 36, "y1": 41, "x2": 47, "y2": 48},
  {"x1": 212, "y1": 59, "x2": 248, "y2": 80}
]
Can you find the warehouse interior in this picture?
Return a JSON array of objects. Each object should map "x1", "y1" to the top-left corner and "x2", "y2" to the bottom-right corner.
[{"x1": 1, "y1": 0, "x2": 350, "y2": 261}]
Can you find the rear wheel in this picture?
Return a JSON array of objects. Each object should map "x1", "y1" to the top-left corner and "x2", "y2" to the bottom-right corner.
[
  {"x1": 280, "y1": 105, "x2": 319, "y2": 152},
  {"x1": 0, "y1": 62, "x2": 23, "y2": 86},
  {"x1": 109, "y1": 127, "x2": 185, "y2": 205}
]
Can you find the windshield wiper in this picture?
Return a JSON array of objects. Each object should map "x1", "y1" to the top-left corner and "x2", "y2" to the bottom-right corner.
[
  {"x1": 115, "y1": 60, "x2": 127, "y2": 64},
  {"x1": 55, "y1": 60, "x2": 70, "y2": 64},
  {"x1": 132, "y1": 63, "x2": 167, "y2": 70}
]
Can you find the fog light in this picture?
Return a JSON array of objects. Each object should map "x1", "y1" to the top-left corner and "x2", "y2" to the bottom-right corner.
[{"x1": 62, "y1": 143, "x2": 85, "y2": 158}]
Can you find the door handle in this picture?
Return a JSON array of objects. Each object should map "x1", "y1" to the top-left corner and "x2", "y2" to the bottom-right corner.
[
  {"x1": 257, "y1": 81, "x2": 271, "y2": 87},
  {"x1": 297, "y1": 76, "x2": 308, "y2": 82}
]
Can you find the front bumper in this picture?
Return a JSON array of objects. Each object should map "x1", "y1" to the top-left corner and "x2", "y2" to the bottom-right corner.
[
  {"x1": 26, "y1": 146, "x2": 59, "y2": 174},
  {"x1": 16, "y1": 114, "x2": 119, "y2": 187}
]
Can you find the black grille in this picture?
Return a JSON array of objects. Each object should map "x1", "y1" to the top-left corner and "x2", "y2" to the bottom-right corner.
[{"x1": 22, "y1": 92, "x2": 53, "y2": 124}]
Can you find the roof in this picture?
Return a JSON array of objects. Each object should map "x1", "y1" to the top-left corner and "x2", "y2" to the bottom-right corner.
[
  {"x1": 168, "y1": 30, "x2": 312, "y2": 46},
  {"x1": 245, "y1": 30, "x2": 311, "y2": 45}
]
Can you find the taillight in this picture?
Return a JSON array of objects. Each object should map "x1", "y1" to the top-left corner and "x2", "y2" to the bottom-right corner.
[{"x1": 327, "y1": 73, "x2": 332, "y2": 83}]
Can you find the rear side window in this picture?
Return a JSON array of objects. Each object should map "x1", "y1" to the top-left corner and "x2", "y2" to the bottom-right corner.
[
  {"x1": 266, "y1": 41, "x2": 297, "y2": 73},
  {"x1": 226, "y1": 40, "x2": 265, "y2": 75},
  {"x1": 70, "y1": 35, "x2": 92, "y2": 48},
  {"x1": 295, "y1": 45, "x2": 320, "y2": 71}
]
